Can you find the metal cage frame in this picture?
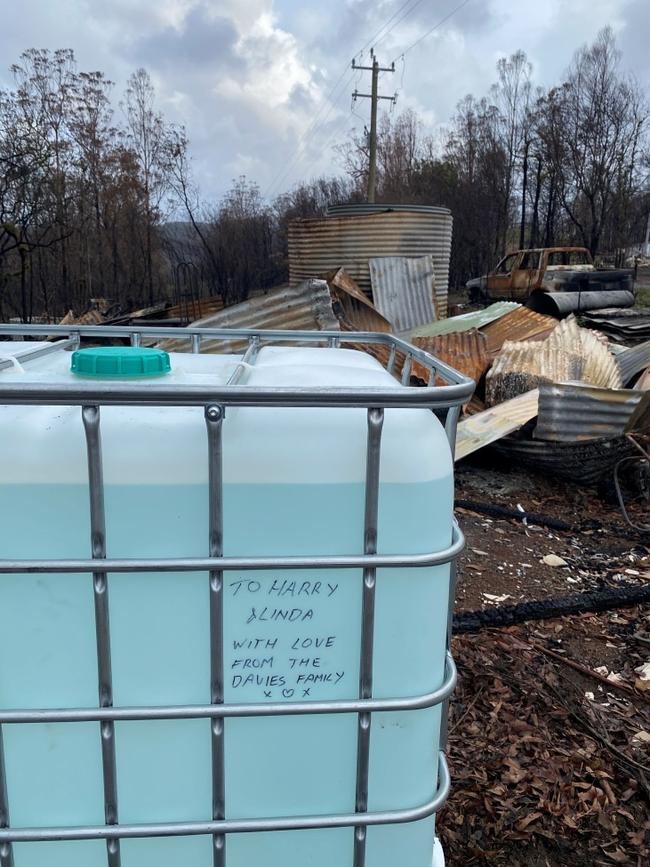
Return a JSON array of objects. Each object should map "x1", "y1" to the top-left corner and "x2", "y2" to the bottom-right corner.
[{"x1": 0, "y1": 324, "x2": 474, "y2": 867}]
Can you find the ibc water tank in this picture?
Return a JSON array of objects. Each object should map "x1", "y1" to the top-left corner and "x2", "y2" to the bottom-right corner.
[{"x1": 0, "y1": 330, "x2": 470, "y2": 867}]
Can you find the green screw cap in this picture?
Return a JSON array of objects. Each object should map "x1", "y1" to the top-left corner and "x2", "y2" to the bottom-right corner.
[{"x1": 71, "y1": 347, "x2": 172, "y2": 378}]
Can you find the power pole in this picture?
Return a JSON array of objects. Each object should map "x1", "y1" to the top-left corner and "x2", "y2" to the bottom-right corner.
[{"x1": 352, "y1": 50, "x2": 396, "y2": 203}]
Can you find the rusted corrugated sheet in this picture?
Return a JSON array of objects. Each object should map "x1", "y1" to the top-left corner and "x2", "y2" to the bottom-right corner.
[
  {"x1": 412, "y1": 330, "x2": 489, "y2": 386},
  {"x1": 455, "y1": 389, "x2": 539, "y2": 461},
  {"x1": 158, "y1": 280, "x2": 339, "y2": 354},
  {"x1": 486, "y1": 316, "x2": 622, "y2": 405},
  {"x1": 324, "y1": 268, "x2": 391, "y2": 333},
  {"x1": 535, "y1": 382, "x2": 645, "y2": 443},
  {"x1": 322, "y1": 268, "x2": 398, "y2": 373},
  {"x1": 463, "y1": 394, "x2": 487, "y2": 416},
  {"x1": 616, "y1": 340, "x2": 650, "y2": 385},
  {"x1": 288, "y1": 209, "x2": 452, "y2": 317},
  {"x1": 481, "y1": 306, "x2": 557, "y2": 355},
  {"x1": 369, "y1": 256, "x2": 436, "y2": 332}
]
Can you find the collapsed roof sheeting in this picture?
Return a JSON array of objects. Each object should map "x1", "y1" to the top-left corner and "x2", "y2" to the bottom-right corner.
[
  {"x1": 626, "y1": 391, "x2": 650, "y2": 434},
  {"x1": 157, "y1": 280, "x2": 339, "y2": 354},
  {"x1": 581, "y1": 307, "x2": 650, "y2": 343},
  {"x1": 409, "y1": 302, "x2": 520, "y2": 339},
  {"x1": 412, "y1": 329, "x2": 489, "y2": 387},
  {"x1": 486, "y1": 316, "x2": 622, "y2": 405},
  {"x1": 480, "y1": 306, "x2": 557, "y2": 355},
  {"x1": 323, "y1": 268, "x2": 391, "y2": 334},
  {"x1": 535, "y1": 382, "x2": 645, "y2": 443},
  {"x1": 615, "y1": 340, "x2": 650, "y2": 385}
]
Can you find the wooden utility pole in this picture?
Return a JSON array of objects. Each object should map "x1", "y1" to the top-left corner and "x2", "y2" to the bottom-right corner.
[{"x1": 352, "y1": 50, "x2": 396, "y2": 203}]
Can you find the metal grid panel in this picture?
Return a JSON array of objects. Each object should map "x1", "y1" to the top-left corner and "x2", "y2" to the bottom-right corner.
[{"x1": 0, "y1": 325, "x2": 473, "y2": 865}]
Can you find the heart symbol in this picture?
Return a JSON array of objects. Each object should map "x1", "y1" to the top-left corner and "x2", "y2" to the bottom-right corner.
[{"x1": 282, "y1": 688, "x2": 295, "y2": 699}]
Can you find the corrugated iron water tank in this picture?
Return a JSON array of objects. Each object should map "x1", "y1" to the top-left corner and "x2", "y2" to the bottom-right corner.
[{"x1": 288, "y1": 204, "x2": 453, "y2": 319}]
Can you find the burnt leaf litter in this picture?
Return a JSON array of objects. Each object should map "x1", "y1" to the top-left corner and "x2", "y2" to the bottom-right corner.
[{"x1": 443, "y1": 462, "x2": 650, "y2": 865}]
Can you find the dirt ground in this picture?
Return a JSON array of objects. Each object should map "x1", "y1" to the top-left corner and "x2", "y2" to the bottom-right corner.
[
  {"x1": 455, "y1": 455, "x2": 649, "y2": 612},
  {"x1": 442, "y1": 455, "x2": 650, "y2": 866}
]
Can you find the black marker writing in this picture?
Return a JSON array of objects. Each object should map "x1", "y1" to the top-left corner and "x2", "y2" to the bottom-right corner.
[
  {"x1": 290, "y1": 636, "x2": 335, "y2": 650},
  {"x1": 246, "y1": 607, "x2": 314, "y2": 624}
]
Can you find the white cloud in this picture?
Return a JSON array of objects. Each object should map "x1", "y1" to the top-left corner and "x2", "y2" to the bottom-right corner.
[{"x1": 0, "y1": 0, "x2": 648, "y2": 201}]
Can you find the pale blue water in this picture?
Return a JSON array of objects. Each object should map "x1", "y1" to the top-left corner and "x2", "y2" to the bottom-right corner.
[{"x1": 0, "y1": 478, "x2": 452, "y2": 866}]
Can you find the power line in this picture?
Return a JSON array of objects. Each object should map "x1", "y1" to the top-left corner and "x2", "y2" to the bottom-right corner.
[
  {"x1": 263, "y1": 64, "x2": 354, "y2": 200},
  {"x1": 270, "y1": 70, "x2": 359, "y2": 197},
  {"x1": 372, "y1": 0, "x2": 429, "y2": 51},
  {"x1": 307, "y1": 109, "x2": 354, "y2": 179},
  {"x1": 264, "y1": 0, "x2": 427, "y2": 201},
  {"x1": 391, "y1": 0, "x2": 472, "y2": 64},
  {"x1": 266, "y1": 0, "x2": 459, "y2": 201},
  {"x1": 357, "y1": 0, "x2": 424, "y2": 55}
]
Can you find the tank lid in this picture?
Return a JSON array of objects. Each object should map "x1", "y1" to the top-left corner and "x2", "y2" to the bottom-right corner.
[
  {"x1": 326, "y1": 202, "x2": 451, "y2": 217},
  {"x1": 71, "y1": 347, "x2": 172, "y2": 378}
]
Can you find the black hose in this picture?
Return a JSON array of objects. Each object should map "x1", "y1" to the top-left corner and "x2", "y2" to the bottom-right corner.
[
  {"x1": 453, "y1": 581, "x2": 650, "y2": 634},
  {"x1": 455, "y1": 499, "x2": 576, "y2": 532},
  {"x1": 614, "y1": 456, "x2": 650, "y2": 533},
  {"x1": 455, "y1": 498, "x2": 650, "y2": 542}
]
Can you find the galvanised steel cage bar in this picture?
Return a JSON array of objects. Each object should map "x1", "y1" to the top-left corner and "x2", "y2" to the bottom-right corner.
[{"x1": 0, "y1": 325, "x2": 474, "y2": 867}]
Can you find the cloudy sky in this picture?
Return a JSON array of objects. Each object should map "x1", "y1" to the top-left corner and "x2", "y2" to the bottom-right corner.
[{"x1": 2, "y1": 0, "x2": 648, "y2": 203}]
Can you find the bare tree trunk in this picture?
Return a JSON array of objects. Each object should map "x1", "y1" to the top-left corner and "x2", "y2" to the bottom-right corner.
[
  {"x1": 530, "y1": 156, "x2": 542, "y2": 248},
  {"x1": 519, "y1": 139, "x2": 529, "y2": 248},
  {"x1": 19, "y1": 248, "x2": 27, "y2": 323}
]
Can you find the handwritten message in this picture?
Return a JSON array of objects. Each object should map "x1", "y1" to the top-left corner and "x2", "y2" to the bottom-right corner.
[{"x1": 226, "y1": 577, "x2": 350, "y2": 700}]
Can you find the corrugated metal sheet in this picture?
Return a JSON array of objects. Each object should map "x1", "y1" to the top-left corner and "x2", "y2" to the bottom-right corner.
[
  {"x1": 369, "y1": 256, "x2": 436, "y2": 332},
  {"x1": 409, "y1": 302, "x2": 520, "y2": 339},
  {"x1": 626, "y1": 392, "x2": 650, "y2": 433},
  {"x1": 486, "y1": 316, "x2": 622, "y2": 405},
  {"x1": 324, "y1": 268, "x2": 391, "y2": 333},
  {"x1": 616, "y1": 340, "x2": 650, "y2": 384},
  {"x1": 638, "y1": 367, "x2": 650, "y2": 390},
  {"x1": 288, "y1": 209, "x2": 452, "y2": 318},
  {"x1": 491, "y1": 435, "x2": 636, "y2": 485},
  {"x1": 481, "y1": 306, "x2": 557, "y2": 355},
  {"x1": 486, "y1": 342, "x2": 578, "y2": 405},
  {"x1": 582, "y1": 307, "x2": 650, "y2": 343},
  {"x1": 164, "y1": 297, "x2": 224, "y2": 322},
  {"x1": 549, "y1": 316, "x2": 622, "y2": 389},
  {"x1": 321, "y1": 268, "x2": 399, "y2": 373},
  {"x1": 535, "y1": 382, "x2": 645, "y2": 443},
  {"x1": 463, "y1": 394, "x2": 487, "y2": 416},
  {"x1": 158, "y1": 280, "x2": 339, "y2": 354},
  {"x1": 412, "y1": 330, "x2": 488, "y2": 386},
  {"x1": 455, "y1": 389, "x2": 539, "y2": 461}
]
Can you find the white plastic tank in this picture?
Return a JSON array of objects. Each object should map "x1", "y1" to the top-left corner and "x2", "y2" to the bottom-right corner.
[{"x1": 0, "y1": 335, "x2": 462, "y2": 867}]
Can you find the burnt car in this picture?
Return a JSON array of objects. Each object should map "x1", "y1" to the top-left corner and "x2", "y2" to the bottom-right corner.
[{"x1": 467, "y1": 247, "x2": 634, "y2": 315}]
